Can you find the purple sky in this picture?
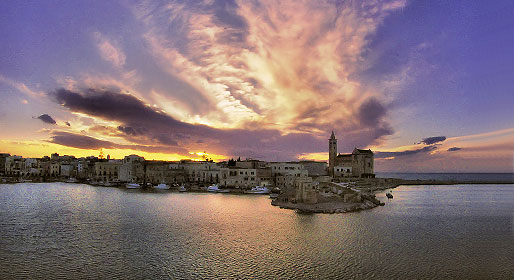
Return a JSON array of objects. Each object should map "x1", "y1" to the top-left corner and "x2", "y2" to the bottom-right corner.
[{"x1": 1, "y1": 0, "x2": 513, "y2": 172}]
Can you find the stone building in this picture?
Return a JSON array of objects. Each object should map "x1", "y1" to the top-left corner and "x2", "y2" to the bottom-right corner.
[
  {"x1": 95, "y1": 160, "x2": 121, "y2": 182},
  {"x1": 182, "y1": 161, "x2": 219, "y2": 184},
  {"x1": 328, "y1": 131, "x2": 375, "y2": 178},
  {"x1": 294, "y1": 176, "x2": 318, "y2": 204},
  {"x1": 0, "y1": 153, "x2": 11, "y2": 175},
  {"x1": 220, "y1": 167, "x2": 257, "y2": 188},
  {"x1": 145, "y1": 161, "x2": 185, "y2": 184},
  {"x1": 119, "y1": 155, "x2": 145, "y2": 183}
]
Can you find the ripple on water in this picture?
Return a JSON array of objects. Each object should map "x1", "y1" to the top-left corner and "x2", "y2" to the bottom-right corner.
[{"x1": 1, "y1": 183, "x2": 513, "y2": 279}]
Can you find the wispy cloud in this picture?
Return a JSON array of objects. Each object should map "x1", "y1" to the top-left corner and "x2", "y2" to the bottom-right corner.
[
  {"x1": 0, "y1": 74, "x2": 45, "y2": 99},
  {"x1": 93, "y1": 32, "x2": 126, "y2": 68},
  {"x1": 134, "y1": 0, "x2": 406, "y2": 141}
]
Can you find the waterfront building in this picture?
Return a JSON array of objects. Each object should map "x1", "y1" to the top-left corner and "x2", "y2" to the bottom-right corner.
[
  {"x1": 60, "y1": 164, "x2": 74, "y2": 177},
  {"x1": 38, "y1": 161, "x2": 51, "y2": 177},
  {"x1": 119, "y1": 155, "x2": 145, "y2": 182},
  {"x1": 294, "y1": 176, "x2": 318, "y2": 204},
  {"x1": 328, "y1": 132, "x2": 375, "y2": 178},
  {"x1": 23, "y1": 158, "x2": 39, "y2": 176},
  {"x1": 270, "y1": 162, "x2": 309, "y2": 189},
  {"x1": 95, "y1": 160, "x2": 121, "y2": 182},
  {"x1": 256, "y1": 167, "x2": 273, "y2": 187},
  {"x1": 0, "y1": 153, "x2": 11, "y2": 176},
  {"x1": 145, "y1": 161, "x2": 185, "y2": 184},
  {"x1": 50, "y1": 162, "x2": 60, "y2": 177},
  {"x1": 220, "y1": 167, "x2": 257, "y2": 188},
  {"x1": 182, "y1": 161, "x2": 219, "y2": 183},
  {"x1": 5, "y1": 156, "x2": 23, "y2": 176}
]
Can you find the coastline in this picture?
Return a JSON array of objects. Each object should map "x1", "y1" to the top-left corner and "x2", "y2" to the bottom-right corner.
[
  {"x1": 270, "y1": 177, "x2": 514, "y2": 214},
  {"x1": 2, "y1": 177, "x2": 513, "y2": 215}
]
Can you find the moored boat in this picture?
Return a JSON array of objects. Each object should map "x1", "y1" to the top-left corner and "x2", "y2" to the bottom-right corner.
[
  {"x1": 207, "y1": 184, "x2": 230, "y2": 193},
  {"x1": 126, "y1": 183, "x2": 141, "y2": 189},
  {"x1": 66, "y1": 177, "x2": 78, "y2": 183},
  {"x1": 244, "y1": 186, "x2": 271, "y2": 194},
  {"x1": 154, "y1": 183, "x2": 170, "y2": 190},
  {"x1": 178, "y1": 185, "x2": 187, "y2": 192}
]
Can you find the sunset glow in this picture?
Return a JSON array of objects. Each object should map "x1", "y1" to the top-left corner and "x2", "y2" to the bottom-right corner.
[{"x1": 1, "y1": 0, "x2": 513, "y2": 172}]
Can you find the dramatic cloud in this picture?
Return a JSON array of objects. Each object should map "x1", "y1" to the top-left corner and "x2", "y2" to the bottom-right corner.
[
  {"x1": 50, "y1": 131, "x2": 115, "y2": 150},
  {"x1": 420, "y1": 136, "x2": 446, "y2": 145},
  {"x1": 447, "y1": 147, "x2": 462, "y2": 152},
  {"x1": 48, "y1": 131, "x2": 188, "y2": 155},
  {"x1": 49, "y1": 88, "x2": 337, "y2": 159},
  {"x1": 358, "y1": 98, "x2": 388, "y2": 126},
  {"x1": 135, "y1": 0, "x2": 405, "y2": 136},
  {"x1": 36, "y1": 114, "x2": 57, "y2": 125}
]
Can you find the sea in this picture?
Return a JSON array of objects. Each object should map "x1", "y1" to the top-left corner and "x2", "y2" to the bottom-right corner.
[
  {"x1": 376, "y1": 172, "x2": 514, "y2": 182},
  {"x1": 1, "y1": 182, "x2": 513, "y2": 279}
]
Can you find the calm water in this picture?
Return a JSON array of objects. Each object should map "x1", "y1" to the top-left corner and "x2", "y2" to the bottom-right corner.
[
  {"x1": 1, "y1": 183, "x2": 513, "y2": 279},
  {"x1": 376, "y1": 172, "x2": 514, "y2": 182}
]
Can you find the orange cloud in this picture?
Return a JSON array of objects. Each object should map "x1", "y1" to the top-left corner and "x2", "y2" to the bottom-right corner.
[{"x1": 135, "y1": 0, "x2": 406, "y2": 139}]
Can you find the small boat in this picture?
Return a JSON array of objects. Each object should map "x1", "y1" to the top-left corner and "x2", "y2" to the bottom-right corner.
[
  {"x1": 66, "y1": 177, "x2": 78, "y2": 183},
  {"x1": 386, "y1": 192, "x2": 393, "y2": 199},
  {"x1": 269, "y1": 193, "x2": 279, "y2": 199},
  {"x1": 207, "y1": 184, "x2": 230, "y2": 193},
  {"x1": 154, "y1": 183, "x2": 170, "y2": 190},
  {"x1": 178, "y1": 185, "x2": 187, "y2": 192},
  {"x1": 244, "y1": 186, "x2": 271, "y2": 194},
  {"x1": 126, "y1": 183, "x2": 141, "y2": 189}
]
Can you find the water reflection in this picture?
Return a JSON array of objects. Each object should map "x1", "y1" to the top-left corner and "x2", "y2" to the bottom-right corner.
[{"x1": 1, "y1": 183, "x2": 513, "y2": 279}]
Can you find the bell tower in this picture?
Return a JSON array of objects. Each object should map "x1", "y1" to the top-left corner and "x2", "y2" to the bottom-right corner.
[{"x1": 329, "y1": 131, "x2": 337, "y2": 177}]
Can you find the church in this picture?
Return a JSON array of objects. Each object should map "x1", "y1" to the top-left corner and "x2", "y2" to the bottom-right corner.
[{"x1": 328, "y1": 131, "x2": 375, "y2": 178}]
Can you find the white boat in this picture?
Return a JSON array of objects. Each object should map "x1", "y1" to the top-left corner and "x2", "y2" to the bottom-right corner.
[
  {"x1": 154, "y1": 183, "x2": 170, "y2": 190},
  {"x1": 245, "y1": 186, "x2": 271, "y2": 194},
  {"x1": 126, "y1": 183, "x2": 141, "y2": 189},
  {"x1": 269, "y1": 193, "x2": 279, "y2": 199},
  {"x1": 178, "y1": 185, "x2": 187, "y2": 192},
  {"x1": 66, "y1": 177, "x2": 78, "y2": 183},
  {"x1": 207, "y1": 184, "x2": 220, "y2": 192},
  {"x1": 207, "y1": 184, "x2": 230, "y2": 193}
]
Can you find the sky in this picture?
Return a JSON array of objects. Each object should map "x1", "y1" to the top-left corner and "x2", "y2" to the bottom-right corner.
[{"x1": 0, "y1": 0, "x2": 513, "y2": 172}]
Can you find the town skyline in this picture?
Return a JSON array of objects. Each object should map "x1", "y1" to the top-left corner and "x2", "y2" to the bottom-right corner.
[{"x1": 1, "y1": 1, "x2": 513, "y2": 172}]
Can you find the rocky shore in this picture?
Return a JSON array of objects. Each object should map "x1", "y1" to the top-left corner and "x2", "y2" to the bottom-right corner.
[{"x1": 271, "y1": 196, "x2": 384, "y2": 214}]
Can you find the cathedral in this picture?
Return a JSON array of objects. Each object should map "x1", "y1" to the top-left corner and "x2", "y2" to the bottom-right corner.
[{"x1": 328, "y1": 131, "x2": 375, "y2": 178}]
